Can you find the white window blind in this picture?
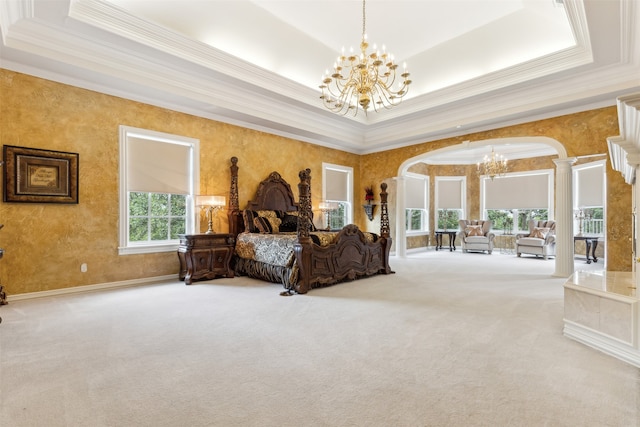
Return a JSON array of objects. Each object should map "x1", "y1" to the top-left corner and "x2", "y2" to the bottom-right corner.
[
  {"x1": 405, "y1": 175, "x2": 426, "y2": 209},
  {"x1": 437, "y1": 179, "x2": 463, "y2": 209},
  {"x1": 576, "y1": 164, "x2": 604, "y2": 207},
  {"x1": 325, "y1": 168, "x2": 349, "y2": 201},
  {"x1": 485, "y1": 173, "x2": 549, "y2": 209},
  {"x1": 126, "y1": 136, "x2": 191, "y2": 195}
]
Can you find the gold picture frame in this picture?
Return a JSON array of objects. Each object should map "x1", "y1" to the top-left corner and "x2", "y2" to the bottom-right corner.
[{"x1": 3, "y1": 145, "x2": 79, "y2": 204}]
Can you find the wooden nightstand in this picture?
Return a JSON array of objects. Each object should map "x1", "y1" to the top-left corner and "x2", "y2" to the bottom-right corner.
[{"x1": 177, "y1": 233, "x2": 235, "y2": 285}]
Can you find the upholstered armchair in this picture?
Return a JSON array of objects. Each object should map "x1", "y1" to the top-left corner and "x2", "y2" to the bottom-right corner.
[
  {"x1": 457, "y1": 220, "x2": 495, "y2": 254},
  {"x1": 516, "y1": 220, "x2": 556, "y2": 259}
]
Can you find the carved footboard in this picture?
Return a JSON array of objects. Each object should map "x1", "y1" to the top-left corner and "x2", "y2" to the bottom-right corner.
[
  {"x1": 293, "y1": 169, "x2": 393, "y2": 294},
  {"x1": 293, "y1": 223, "x2": 392, "y2": 293}
]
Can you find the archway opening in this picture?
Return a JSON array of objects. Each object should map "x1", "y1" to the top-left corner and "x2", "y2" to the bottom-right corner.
[{"x1": 394, "y1": 136, "x2": 575, "y2": 277}]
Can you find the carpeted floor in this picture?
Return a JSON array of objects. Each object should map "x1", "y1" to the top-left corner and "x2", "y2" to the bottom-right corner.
[{"x1": 1, "y1": 251, "x2": 638, "y2": 427}]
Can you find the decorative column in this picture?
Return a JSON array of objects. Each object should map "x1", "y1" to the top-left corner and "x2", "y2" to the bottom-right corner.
[
  {"x1": 394, "y1": 176, "x2": 407, "y2": 257},
  {"x1": 553, "y1": 157, "x2": 577, "y2": 277}
]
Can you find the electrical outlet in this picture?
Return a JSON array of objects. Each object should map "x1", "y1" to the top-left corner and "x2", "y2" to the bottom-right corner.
[{"x1": 81, "y1": 263, "x2": 88, "y2": 273}]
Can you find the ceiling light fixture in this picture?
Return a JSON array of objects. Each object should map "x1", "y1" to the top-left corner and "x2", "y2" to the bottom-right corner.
[
  {"x1": 319, "y1": 0, "x2": 412, "y2": 116},
  {"x1": 477, "y1": 147, "x2": 508, "y2": 181}
]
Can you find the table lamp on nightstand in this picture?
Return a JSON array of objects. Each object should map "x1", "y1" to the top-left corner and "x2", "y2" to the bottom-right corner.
[
  {"x1": 319, "y1": 201, "x2": 338, "y2": 230},
  {"x1": 196, "y1": 195, "x2": 226, "y2": 234}
]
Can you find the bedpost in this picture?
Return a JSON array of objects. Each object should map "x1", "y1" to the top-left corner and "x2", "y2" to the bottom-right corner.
[
  {"x1": 379, "y1": 182, "x2": 393, "y2": 274},
  {"x1": 296, "y1": 168, "x2": 313, "y2": 241},
  {"x1": 294, "y1": 168, "x2": 313, "y2": 294},
  {"x1": 380, "y1": 182, "x2": 390, "y2": 238},
  {"x1": 228, "y1": 157, "x2": 241, "y2": 237}
]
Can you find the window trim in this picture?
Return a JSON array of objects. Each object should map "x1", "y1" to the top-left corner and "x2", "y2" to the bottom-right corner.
[
  {"x1": 322, "y1": 163, "x2": 353, "y2": 226},
  {"x1": 573, "y1": 160, "x2": 606, "y2": 208},
  {"x1": 405, "y1": 172, "x2": 429, "y2": 235},
  {"x1": 118, "y1": 126, "x2": 200, "y2": 255},
  {"x1": 479, "y1": 169, "x2": 554, "y2": 221},
  {"x1": 573, "y1": 160, "x2": 606, "y2": 236},
  {"x1": 435, "y1": 176, "x2": 467, "y2": 217}
]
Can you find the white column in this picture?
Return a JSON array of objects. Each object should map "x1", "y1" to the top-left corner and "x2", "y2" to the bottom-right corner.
[
  {"x1": 394, "y1": 176, "x2": 407, "y2": 257},
  {"x1": 553, "y1": 157, "x2": 577, "y2": 277}
]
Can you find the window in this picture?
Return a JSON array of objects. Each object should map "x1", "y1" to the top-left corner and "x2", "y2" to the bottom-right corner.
[
  {"x1": 481, "y1": 170, "x2": 554, "y2": 233},
  {"x1": 487, "y1": 208, "x2": 548, "y2": 233},
  {"x1": 119, "y1": 126, "x2": 199, "y2": 255},
  {"x1": 404, "y1": 174, "x2": 428, "y2": 233},
  {"x1": 437, "y1": 208, "x2": 462, "y2": 230},
  {"x1": 435, "y1": 177, "x2": 465, "y2": 230},
  {"x1": 406, "y1": 209, "x2": 424, "y2": 231},
  {"x1": 322, "y1": 163, "x2": 353, "y2": 229},
  {"x1": 128, "y1": 192, "x2": 187, "y2": 241},
  {"x1": 328, "y1": 203, "x2": 348, "y2": 230},
  {"x1": 574, "y1": 161, "x2": 605, "y2": 235},
  {"x1": 486, "y1": 209, "x2": 513, "y2": 232}
]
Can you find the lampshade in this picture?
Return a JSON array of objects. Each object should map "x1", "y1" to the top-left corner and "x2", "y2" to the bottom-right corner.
[
  {"x1": 319, "y1": 201, "x2": 339, "y2": 211},
  {"x1": 196, "y1": 195, "x2": 226, "y2": 207}
]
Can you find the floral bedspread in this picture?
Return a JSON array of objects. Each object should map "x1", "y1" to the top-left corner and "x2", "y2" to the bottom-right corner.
[
  {"x1": 235, "y1": 230, "x2": 377, "y2": 268},
  {"x1": 235, "y1": 232, "x2": 300, "y2": 268}
]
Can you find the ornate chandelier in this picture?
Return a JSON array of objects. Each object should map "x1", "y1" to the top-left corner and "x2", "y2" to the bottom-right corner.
[
  {"x1": 477, "y1": 147, "x2": 508, "y2": 180},
  {"x1": 319, "y1": 0, "x2": 412, "y2": 116}
]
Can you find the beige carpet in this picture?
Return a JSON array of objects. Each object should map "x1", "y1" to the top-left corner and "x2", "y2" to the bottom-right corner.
[{"x1": 1, "y1": 251, "x2": 638, "y2": 427}]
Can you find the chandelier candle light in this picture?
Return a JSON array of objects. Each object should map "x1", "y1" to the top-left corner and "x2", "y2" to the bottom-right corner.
[
  {"x1": 196, "y1": 195, "x2": 226, "y2": 234},
  {"x1": 319, "y1": 0, "x2": 412, "y2": 116},
  {"x1": 477, "y1": 147, "x2": 508, "y2": 180}
]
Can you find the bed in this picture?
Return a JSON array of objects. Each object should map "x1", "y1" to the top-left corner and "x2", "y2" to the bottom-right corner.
[{"x1": 227, "y1": 157, "x2": 393, "y2": 294}]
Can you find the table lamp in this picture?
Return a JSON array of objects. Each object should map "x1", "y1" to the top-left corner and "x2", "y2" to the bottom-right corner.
[
  {"x1": 319, "y1": 201, "x2": 338, "y2": 230},
  {"x1": 196, "y1": 195, "x2": 226, "y2": 234}
]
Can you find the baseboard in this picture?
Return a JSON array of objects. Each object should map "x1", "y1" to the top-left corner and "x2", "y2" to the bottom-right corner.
[
  {"x1": 406, "y1": 247, "x2": 429, "y2": 254},
  {"x1": 6, "y1": 274, "x2": 178, "y2": 302},
  {"x1": 563, "y1": 320, "x2": 640, "y2": 368}
]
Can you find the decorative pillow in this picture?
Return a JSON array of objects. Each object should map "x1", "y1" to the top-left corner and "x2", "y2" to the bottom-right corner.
[
  {"x1": 531, "y1": 227, "x2": 550, "y2": 239},
  {"x1": 243, "y1": 210, "x2": 283, "y2": 233},
  {"x1": 279, "y1": 214, "x2": 299, "y2": 232},
  {"x1": 466, "y1": 225, "x2": 483, "y2": 236},
  {"x1": 254, "y1": 216, "x2": 282, "y2": 233},
  {"x1": 256, "y1": 210, "x2": 279, "y2": 219},
  {"x1": 242, "y1": 210, "x2": 260, "y2": 233}
]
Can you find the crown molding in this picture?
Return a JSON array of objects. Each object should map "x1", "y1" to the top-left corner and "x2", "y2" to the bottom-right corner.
[{"x1": 2, "y1": 0, "x2": 639, "y2": 156}]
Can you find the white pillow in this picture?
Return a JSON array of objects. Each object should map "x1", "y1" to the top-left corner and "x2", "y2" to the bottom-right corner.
[{"x1": 531, "y1": 227, "x2": 550, "y2": 239}]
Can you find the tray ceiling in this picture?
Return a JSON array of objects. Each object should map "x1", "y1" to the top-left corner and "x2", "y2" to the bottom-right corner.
[{"x1": 1, "y1": 0, "x2": 639, "y2": 158}]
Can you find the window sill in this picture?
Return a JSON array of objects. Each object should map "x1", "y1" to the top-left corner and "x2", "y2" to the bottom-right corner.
[{"x1": 119, "y1": 243, "x2": 179, "y2": 255}]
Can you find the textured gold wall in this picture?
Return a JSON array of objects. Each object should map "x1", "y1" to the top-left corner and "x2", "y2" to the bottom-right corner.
[
  {"x1": 0, "y1": 70, "x2": 631, "y2": 295},
  {"x1": 0, "y1": 70, "x2": 360, "y2": 294}
]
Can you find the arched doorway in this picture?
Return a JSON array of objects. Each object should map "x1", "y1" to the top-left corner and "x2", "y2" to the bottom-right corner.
[{"x1": 394, "y1": 136, "x2": 576, "y2": 277}]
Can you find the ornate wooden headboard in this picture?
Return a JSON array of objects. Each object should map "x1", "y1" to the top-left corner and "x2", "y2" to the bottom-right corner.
[
  {"x1": 245, "y1": 172, "x2": 299, "y2": 212},
  {"x1": 228, "y1": 157, "x2": 300, "y2": 236}
]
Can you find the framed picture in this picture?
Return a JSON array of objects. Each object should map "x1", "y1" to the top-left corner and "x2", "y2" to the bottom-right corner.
[{"x1": 3, "y1": 145, "x2": 79, "y2": 204}]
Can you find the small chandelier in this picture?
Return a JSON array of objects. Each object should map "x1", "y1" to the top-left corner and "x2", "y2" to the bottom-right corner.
[
  {"x1": 319, "y1": 0, "x2": 412, "y2": 116},
  {"x1": 477, "y1": 147, "x2": 508, "y2": 180}
]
